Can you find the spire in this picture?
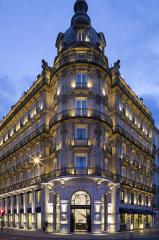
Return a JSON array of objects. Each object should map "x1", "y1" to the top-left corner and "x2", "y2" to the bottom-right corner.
[
  {"x1": 71, "y1": 0, "x2": 90, "y2": 26},
  {"x1": 74, "y1": 0, "x2": 88, "y2": 14}
]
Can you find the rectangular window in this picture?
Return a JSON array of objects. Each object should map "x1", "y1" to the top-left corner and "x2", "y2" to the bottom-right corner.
[
  {"x1": 36, "y1": 190, "x2": 41, "y2": 204},
  {"x1": 13, "y1": 195, "x2": 16, "y2": 206},
  {"x1": 75, "y1": 155, "x2": 87, "y2": 170},
  {"x1": 27, "y1": 192, "x2": 33, "y2": 205},
  {"x1": 138, "y1": 195, "x2": 142, "y2": 205},
  {"x1": 75, "y1": 98, "x2": 87, "y2": 116},
  {"x1": 76, "y1": 127, "x2": 87, "y2": 139},
  {"x1": 131, "y1": 193, "x2": 134, "y2": 205},
  {"x1": 121, "y1": 191, "x2": 125, "y2": 203},
  {"x1": 20, "y1": 194, "x2": 24, "y2": 205},
  {"x1": 120, "y1": 214, "x2": 126, "y2": 224},
  {"x1": 77, "y1": 32, "x2": 85, "y2": 42},
  {"x1": 76, "y1": 74, "x2": 87, "y2": 88},
  {"x1": 145, "y1": 196, "x2": 149, "y2": 206}
]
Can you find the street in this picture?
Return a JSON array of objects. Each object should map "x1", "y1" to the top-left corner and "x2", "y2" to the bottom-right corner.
[{"x1": 0, "y1": 230, "x2": 159, "y2": 240}]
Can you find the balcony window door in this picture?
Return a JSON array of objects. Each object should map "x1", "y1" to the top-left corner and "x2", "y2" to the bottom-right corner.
[
  {"x1": 76, "y1": 74, "x2": 87, "y2": 88},
  {"x1": 75, "y1": 98, "x2": 87, "y2": 116},
  {"x1": 75, "y1": 155, "x2": 87, "y2": 170},
  {"x1": 76, "y1": 128, "x2": 87, "y2": 140}
]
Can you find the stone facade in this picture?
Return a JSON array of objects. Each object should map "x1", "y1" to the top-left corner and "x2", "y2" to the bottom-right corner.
[{"x1": 0, "y1": 0, "x2": 158, "y2": 234}]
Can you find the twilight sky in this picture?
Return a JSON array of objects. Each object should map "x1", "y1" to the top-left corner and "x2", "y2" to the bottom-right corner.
[{"x1": 0, "y1": 0, "x2": 159, "y2": 126}]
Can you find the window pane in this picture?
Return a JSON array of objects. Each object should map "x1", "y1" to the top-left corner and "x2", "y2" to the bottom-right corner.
[
  {"x1": 76, "y1": 128, "x2": 87, "y2": 139},
  {"x1": 76, "y1": 156, "x2": 87, "y2": 169}
]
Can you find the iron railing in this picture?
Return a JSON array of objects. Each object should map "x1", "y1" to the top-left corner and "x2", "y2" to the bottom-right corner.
[
  {"x1": 50, "y1": 108, "x2": 112, "y2": 129},
  {"x1": 0, "y1": 167, "x2": 153, "y2": 195}
]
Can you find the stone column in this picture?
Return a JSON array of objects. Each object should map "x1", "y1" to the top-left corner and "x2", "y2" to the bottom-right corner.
[
  {"x1": 23, "y1": 192, "x2": 28, "y2": 229},
  {"x1": 53, "y1": 193, "x2": 56, "y2": 232},
  {"x1": 107, "y1": 184, "x2": 120, "y2": 232},
  {"x1": 5, "y1": 198, "x2": 8, "y2": 227},
  {"x1": 10, "y1": 196, "x2": 14, "y2": 227},
  {"x1": 41, "y1": 185, "x2": 50, "y2": 231},
  {"x1": 31, "y1": 190, "x2": 36, "y2": 230},
  {"x1": 16, "y1": 195, "x2": 20, "y2": 229}
]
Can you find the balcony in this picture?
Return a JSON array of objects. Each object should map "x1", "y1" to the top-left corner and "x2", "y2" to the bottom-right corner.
[
  {"x1": 50, "y1": 108, "x2": 112, "y2": 129},
  {"x1": 0, "y1": 124, "x2": 48, "y2": 161},
  {"x1": 120, "y1": 176, "x2": 153, "y2": 193},
  {"x1": 54, "y1": 51, "x2": 108, "y2": 72},
  {"x1": 70, "y1": 138, "x2": 92, "y2": 148},
  {"x1": 0, "y1": 167, "x2": 153, "y2": 195},
  {"x1": 114, "y1": 125, "x2": 153, "y2": 158}
]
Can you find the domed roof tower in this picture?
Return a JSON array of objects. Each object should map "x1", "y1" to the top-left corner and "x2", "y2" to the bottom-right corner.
[{"x1": 55, "y1": 0, "x2": 107, "y2": 55}]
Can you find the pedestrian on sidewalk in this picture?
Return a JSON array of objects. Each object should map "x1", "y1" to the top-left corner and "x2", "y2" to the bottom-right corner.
[{"x1": 0, "y1": 220, "x2": 4, "y2": 232}]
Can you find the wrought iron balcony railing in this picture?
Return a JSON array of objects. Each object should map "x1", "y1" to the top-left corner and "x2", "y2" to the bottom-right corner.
[
  {"x1": 54, "y1": 52, "x2": 108, "y2": 72},
  {"x1": 50, "y1": 108, "x2": 112, "y2": 129},
  {"x1": 114, "y1": 125, "x2": 153, "y2": 158},
  {"x1": 0, "y1": 167, "x2": 153, "y2": 195}
]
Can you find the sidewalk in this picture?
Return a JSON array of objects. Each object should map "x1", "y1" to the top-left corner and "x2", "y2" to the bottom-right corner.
[{"x1": 2, "y1": 228, "x2": 159, "y2": 240}]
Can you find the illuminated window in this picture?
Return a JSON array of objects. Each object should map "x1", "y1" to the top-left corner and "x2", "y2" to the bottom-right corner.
[
  {"x1": 76, "y1": 74, "x2": 87, "y2": 88},
  {"x1": 27, "y1": 192, "x2": 33, "y2": 205},
  {"x1": 71, "y1": 191, "x2": 90, "y2": 205},
  {"x1": 16, "y1": 120, "x2": 20, "y2": 131},
  {"x1": 76, "y1": 127, "x2": 87, "y2": 139},
  {"x1": 0, "y1": 138, "x2": 3, "y2": 146},
  {"x1": 4, "y1": 133, "x2": 8, "y2": 142},
  {"x1": 36, "y1": 190, "x2": 41, "y2": 203},
  {"x1": 75, "y1": 154, "x2": 87, "y2": 170},
  {"x1": 121, "y1": 190, "x2": 125, "y2": 203},
  {"x1": 23, "y1": 115, "x2": 28, "y2": 125},
  {"x1": 120, "y1": 213, "x2": 126, "y2": 224},
  {"x1": 75, "y1": 98, "x2": 87, "y2": 116},
  {"x1": 77, "y1": 32, "x2": 85, "y2": 42},
  {"x1": 38, "y1": 99, "x2": 43, "y2": 110},
  {"x1": 30, "y1": 106, "x2": 36, "y2": 118},
  {"x1": 10, "y1": 128, "x2": 14, "y2": 137}
]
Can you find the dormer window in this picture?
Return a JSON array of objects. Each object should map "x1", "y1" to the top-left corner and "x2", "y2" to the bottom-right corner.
[
  {"x1": 77, "y1": 32, "x2": 85, "y2": 42},
  {"x1": 4, "y1": 133, "x2": 8, "y2": 142},
  {"x1": 0, "y1": 138, "x2": 3, "y2": 146}
]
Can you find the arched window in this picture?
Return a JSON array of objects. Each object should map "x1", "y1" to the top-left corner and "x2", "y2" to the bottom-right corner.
[{"x1": 71, "y1": 191, "x2": 90, "y2": 206}]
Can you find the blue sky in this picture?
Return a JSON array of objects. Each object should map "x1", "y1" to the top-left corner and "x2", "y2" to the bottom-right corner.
[{"x1": 0, "y1": 0, "x2": 159, "y2": 126}]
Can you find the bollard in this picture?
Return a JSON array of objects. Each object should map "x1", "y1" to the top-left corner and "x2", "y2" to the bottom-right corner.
[{"x1": 129, "y1": 232, "x2": 134, "y2": 240}]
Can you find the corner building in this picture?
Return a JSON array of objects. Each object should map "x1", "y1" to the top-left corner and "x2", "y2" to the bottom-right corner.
[{"x1": 0, "y1": 0, "x2": 156, "y2": 233}]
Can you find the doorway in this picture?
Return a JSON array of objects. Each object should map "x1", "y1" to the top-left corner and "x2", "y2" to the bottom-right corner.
[{"x1": 71, "y1": 191, "x2": 91, "y2": 233}]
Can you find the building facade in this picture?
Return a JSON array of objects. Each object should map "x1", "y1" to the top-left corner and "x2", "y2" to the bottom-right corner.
[
  {"x1": 0, "y1": 0, "x2": 157, "y2": 234},
  {"x1": 153, "y1": 127, "x2": 159, "y2": 228}
]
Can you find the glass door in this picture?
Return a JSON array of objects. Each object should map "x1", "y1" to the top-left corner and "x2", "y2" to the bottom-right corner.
[{"x1": 75, "y1": 99, "x2": 87, "y2": 116}]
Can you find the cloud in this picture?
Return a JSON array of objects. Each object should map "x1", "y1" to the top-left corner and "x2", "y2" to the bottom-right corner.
[{"x1": 0, "y1": 74, "x2": 34, "y2": 121}]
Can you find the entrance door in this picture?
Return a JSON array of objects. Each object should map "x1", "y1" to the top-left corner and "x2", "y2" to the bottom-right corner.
[
  {"x1": 71, "y1": 191, "x2": 91, "y2": 233},
  {"x1": 73, "y1": 208, "x2": 90, "y2": 232}
]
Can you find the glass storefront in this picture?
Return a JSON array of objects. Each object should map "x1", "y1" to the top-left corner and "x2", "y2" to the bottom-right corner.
[{"x1": 20, "y1": 213, "x2": 24, "y2": 228}]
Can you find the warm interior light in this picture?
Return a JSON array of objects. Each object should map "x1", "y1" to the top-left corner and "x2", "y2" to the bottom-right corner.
[
  {"x1": 71, "y1": 81, "x2": 76, "y2": 88},
  {"x1": 87, "y1": 80, "x2": 92, "y2": 88}
]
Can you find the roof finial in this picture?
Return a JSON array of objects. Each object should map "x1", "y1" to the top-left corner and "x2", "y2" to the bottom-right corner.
[{"x1": 74, "y1": 0, "x2": 88, "y2": 14}]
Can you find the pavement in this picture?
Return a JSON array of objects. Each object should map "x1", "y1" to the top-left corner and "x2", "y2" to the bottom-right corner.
[{"x1": 0, "y1": 228, "x2": 159, "y2": 240}]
